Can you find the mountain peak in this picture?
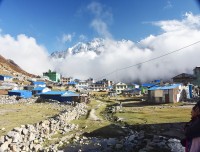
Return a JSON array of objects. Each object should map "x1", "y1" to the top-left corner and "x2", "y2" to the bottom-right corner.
[{"x1": 51, "y1": 38, "x2": 105, "y2": 59}]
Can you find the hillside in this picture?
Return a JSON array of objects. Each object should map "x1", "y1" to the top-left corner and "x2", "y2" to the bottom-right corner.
[{"x1": 0, "y1": 54, "x2": 35, "y2": 77}]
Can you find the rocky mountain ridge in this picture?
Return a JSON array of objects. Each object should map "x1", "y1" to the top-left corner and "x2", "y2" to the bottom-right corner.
[
  {"x1": 50, "y1": 38, "x2": 105, "y2": 59},
  {"x1": 0, "y1": 54, "x2": 35, "y2": 77}
]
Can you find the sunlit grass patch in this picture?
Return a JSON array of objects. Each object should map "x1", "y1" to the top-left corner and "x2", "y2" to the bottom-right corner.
[{"x1": 114, "y1": 106, "x2": 191, "y2": 125}]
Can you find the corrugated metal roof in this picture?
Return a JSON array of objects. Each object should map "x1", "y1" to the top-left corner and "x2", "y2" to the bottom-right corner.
[
  {"x1": 33, "y1": 87, "x2": 45, "y2": 91},
  {"x1": 9, "y1": 90, "x2": 31, "y2": 93},
  {"x1": 40, "y1": 91, "x2": 66, "y2": 95},
  {"x1": 148, "y1": 84, "x2": 181, "y2": 91},
  {"x1": 33, "y1": 81, "x2": 46, "y2": 85},
  {"x1": 8, "y1": 90, "x2": 32, "y2": 98},
  {"x1": 67, "y1": 81, "x2": 77, "y2": 85},
  {"x1": 62, "y1": 91, "x2": 79, "y2": 97},
  {"x1": 0, "y1": 75, "x2": 12, "y2": 78},
  {"x1": 141, "y1": 83, "x2": 156, "y2": 87}
]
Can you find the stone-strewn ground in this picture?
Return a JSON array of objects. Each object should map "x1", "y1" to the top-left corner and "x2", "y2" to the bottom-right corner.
[{"x1": 63, "y1": 131, "x2": 184, "y2": 152}]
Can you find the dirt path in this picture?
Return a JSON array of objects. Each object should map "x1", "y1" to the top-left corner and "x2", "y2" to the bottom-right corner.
[
  {"x1": 87, "y1": 100, "x2": 103, "y2": 121},
  {"x1": 88, "y1": 109, "x2": 101, "y2": 121}
]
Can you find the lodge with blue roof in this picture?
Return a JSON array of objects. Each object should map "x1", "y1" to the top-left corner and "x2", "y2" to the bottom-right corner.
[
  {"x1": 147, "y1": 83, "x2": 186, "y2": 103},
  {"x1": 8, "y1": 90, "x2": 32, "y2": 99},
  {"x1": 39, "y1": 91, "x2": 80, "y2": 103},
  {"x1": 0, "y1": 75, "x2": 12, "y2": 81}
]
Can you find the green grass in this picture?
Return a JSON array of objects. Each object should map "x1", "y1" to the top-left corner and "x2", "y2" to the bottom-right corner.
[
  {"x1": 0, "y1": 103, "x2": 62, "y2": 136},
  {"x1": 114, "y1": 106, "x2": 191, "y2": 125}
]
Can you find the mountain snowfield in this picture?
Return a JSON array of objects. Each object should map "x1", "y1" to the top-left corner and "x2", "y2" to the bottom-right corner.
[
  {"x1": 50, "y1": 38, "x2": 138, "y2": 60},
  {"x1": 51, "y1": 38, "x2": 105, "y2": 59}
]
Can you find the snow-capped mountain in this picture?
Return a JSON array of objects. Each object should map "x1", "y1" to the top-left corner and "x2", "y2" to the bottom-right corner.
[{"x1": 50, "y1": 38, "x2": 105, "y2": 59}]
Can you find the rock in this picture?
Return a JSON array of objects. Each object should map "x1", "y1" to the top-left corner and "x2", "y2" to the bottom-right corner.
[
  {"x1": 22, "y1": 128, "x2": 28, "y2": 135},
  {"x1": 7, "y1": 131, "x2": 16, "y2": 138},
  {"x1": 7, "y1": 131, "x2": 22, "y2": 143},
  {"x1": 0, "y1": 141, "x2": 9, "y2": 152},
  {"x1": 115, "y1": 143, "x2": 123, "y2": 149},
  {"x1": 33, "y1": 144, "x2": 42, "y2": 151},
  {"x1": 12, "y1": 132, "x2": 22, "y2": 143},
  {"x1": 127, "y1": 134, "x2": 136, "y2": 142},
  {"x1": 4, "y1": 136, "x2": 12, "y2": 144},
  {"x1": 107, "y1": 138, "x2": 117, "y2": 146},
  {"x1": 28, "y1": 133, "x2": 35, "y2": 141},
  {"x1": 27, "y1": 125, "x2": 35, "y2": 133},
  {"x1": 13, "y1": 127, "x2": 22, "y2": 133},
  {"x1": 9, "y1": 144, "x2": 18, "y2": 152}
]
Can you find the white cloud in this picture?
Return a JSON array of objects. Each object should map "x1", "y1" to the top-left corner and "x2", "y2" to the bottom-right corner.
[
  {"x1": 62, "y1": 34, "x2": 73, "y2": 43},
  {"x1": 164, "y1": 1, "x2": 173, "y2": 9},
  {"x1": 79, "y1": 34, "x2": 87, "y2": 41},
  {"x1": 153, "y1": 12, "x2": 200, "y2": 32},
  {"x1": 52, "y1": 12, "x2": 200, "y2": 83},
  {"x1": 87, "y1": 1, "x2": 103, "y2": 17},
  {"x1": 0, "y1": 34, "x2": 52, "y2": 75},
  {"x1": 87, "y1": 1, "x2": 113, "y2": 39},
  {"x1": 91, "y1": 19, "x2": 112, "y2": 38}
]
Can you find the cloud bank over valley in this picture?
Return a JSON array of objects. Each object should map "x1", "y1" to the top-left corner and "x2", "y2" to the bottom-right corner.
[{"x1": 0, "y1": 13, "x2": 200, "y2": 82}]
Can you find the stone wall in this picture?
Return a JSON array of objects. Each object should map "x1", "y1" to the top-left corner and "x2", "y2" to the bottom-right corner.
[
  {"x1": 0, "y1": 95, "x2": 36, "y2": 104},
  {"x1": 0, "y1": 103, "x2": 87, "y2": 152}
]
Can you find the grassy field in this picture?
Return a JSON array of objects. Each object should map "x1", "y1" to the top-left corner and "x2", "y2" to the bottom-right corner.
[
  {"x1": 114, "y1": 105, "x2": 191, "y2": 125},
  {"x1": 0, "y1": 93, "x2": 194, "y2": 140},
  {"x1": 0, "y1": 103, "x2": 63, "y2": 136},
  {"x1": 93, "y1": 95, "x2": 192, "y2": 125}
]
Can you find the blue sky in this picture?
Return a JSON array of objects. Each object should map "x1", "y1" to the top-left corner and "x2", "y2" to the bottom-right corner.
[
  {"x1": 0, "y1": 0, "x2": 200, "y2": 82},
  {"x1": 0, "y1": 0, "x2": 199, "y2": 53}
]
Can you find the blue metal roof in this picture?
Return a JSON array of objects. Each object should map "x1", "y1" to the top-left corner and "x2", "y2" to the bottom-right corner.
[
  {"x1": 62, "y1": 91, "x2": 79, "y2": 97},
  {"x1": 141, "y1": 83, "x2": 156, "y2": 87},
  {"x1": 33, "y1": 81, "x2": 46, "y2": 85},
  {"x1": 148, "y1": 84, "x2": 181, "y2": 91},
  {"x1": 9, "y1": 90, "x2": 31, "y2": 93},
  {"x1": 153, "y1": 80, "x2": 161, "y2": 83},
  {"x1": 40, "y1": 91, "x2": 66, "y2": 95},
  {"x1": 67, "y1": 81, "x2": 77, "y2": 85},
  {"x1": 33, "y1": 87, "x2": 45, "y2": 91},
  {"x1": 8, "y1": 90, "x2": 32, "y2": 98},
  {"x1": 0, "y1": 75, "x2": 12, "y2": 78}
]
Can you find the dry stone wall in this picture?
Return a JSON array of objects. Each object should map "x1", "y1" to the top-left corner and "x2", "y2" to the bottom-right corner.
[
  {"x1": 0, "y1": 103, "x2": 87, "y2": 152},
  {"x1": 0, "y1": 95, "x2": 36, "y2": 104}
]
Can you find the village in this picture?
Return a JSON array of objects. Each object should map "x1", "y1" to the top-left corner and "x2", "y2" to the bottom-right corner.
[
  {"x1": 0, "y1": 66, "x2": 199, "y2": 151},
  {"x1": 1, "y1": 66, "x2": 200, "y2": 104}
]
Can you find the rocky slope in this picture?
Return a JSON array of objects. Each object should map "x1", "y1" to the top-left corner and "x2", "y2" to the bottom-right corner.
[{"x1": 0, "y1": 54, "x2": 35, "y2": 77}]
